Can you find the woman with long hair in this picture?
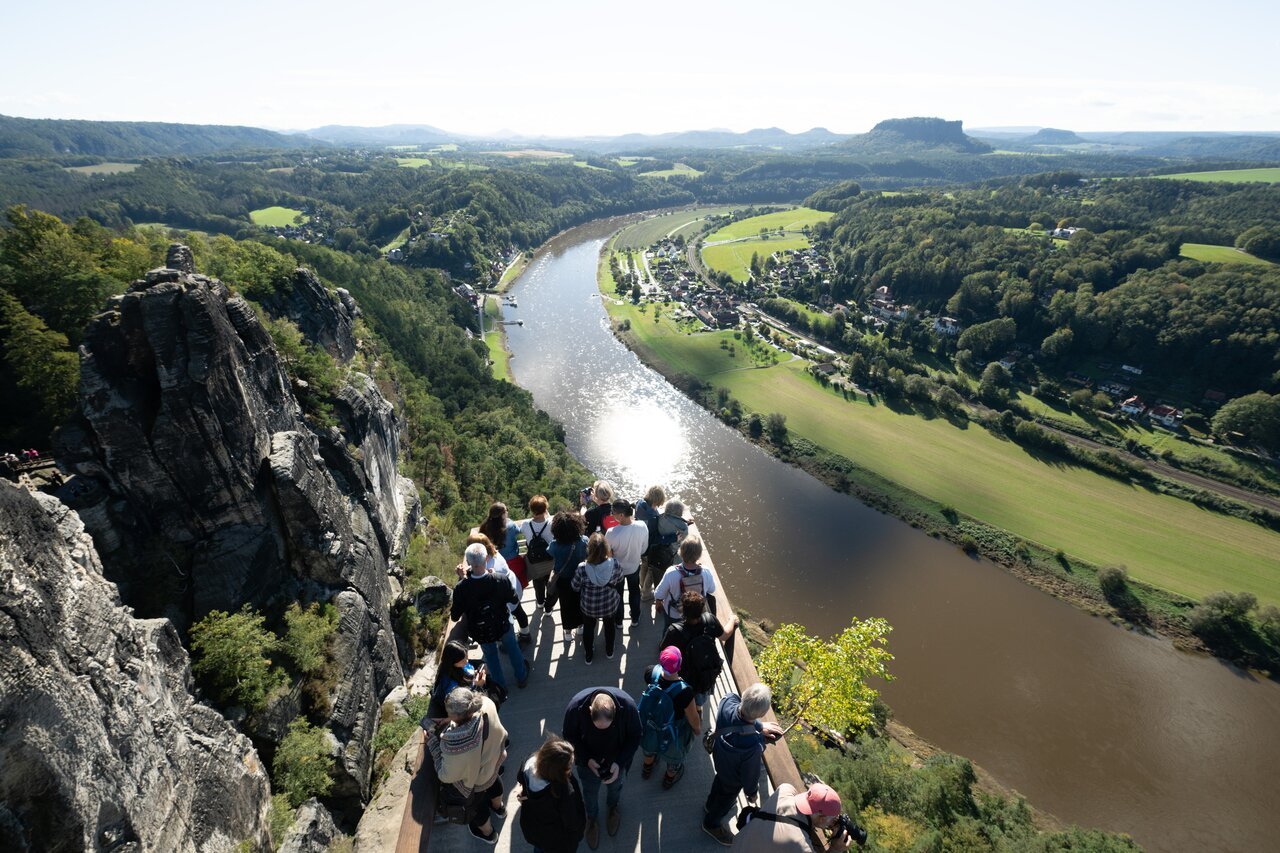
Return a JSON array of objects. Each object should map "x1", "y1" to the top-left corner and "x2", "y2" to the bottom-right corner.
[
  {"x1": 425, "y1": 640, "x2": 488, "y2": 720},
  {"x1": 571, "y1": 533, "x2": 624, "y2": 664},
  {"x1": 548, "y1": 510, "x2": 587, "y2": 638},
  {"x1": 517, "y1": 735, "x2": 587, "y2": 853}
]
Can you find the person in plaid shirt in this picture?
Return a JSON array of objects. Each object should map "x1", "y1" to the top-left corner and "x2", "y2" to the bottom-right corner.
[{"x1": 572, "y1": 533, "x2": 624, "y2": 664}]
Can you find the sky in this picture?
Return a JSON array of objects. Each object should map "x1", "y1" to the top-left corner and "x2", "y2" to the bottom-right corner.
[{"x1": 3, "y1": 0, "x2": 1278, "y2": 137}]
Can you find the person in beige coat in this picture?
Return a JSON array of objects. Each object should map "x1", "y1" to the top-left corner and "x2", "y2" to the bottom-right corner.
[
  {"x1": 427, "y1": 686, "x2": 510, "y2": 844},
  {"x1": 731, "y1": 782, "x2": 853, "y2": 853}
]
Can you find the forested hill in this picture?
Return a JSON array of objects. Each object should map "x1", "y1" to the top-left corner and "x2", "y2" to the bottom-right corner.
[
  {"x1": 839, "y1": 117, "x2": 993, "y2": 155},
  {"x1": 0, "y1": 114, "x2": 316, "y2": 159}
]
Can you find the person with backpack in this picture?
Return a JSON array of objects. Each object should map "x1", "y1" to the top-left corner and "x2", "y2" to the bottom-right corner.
[
  {"x1": 571, "y1": 533, "x2": 624, "y2": 664},
  {"x1": 520, "y1": 495, "x2": 557, "y2": 609},
  {"x1": 451, "y1": 543, "x2": 529, "y2": 690},
  {"x1": 638, "y1": 646, "x2": 700, "y2": 790},
  {"x1": 466, "y1": 532, "x2": 532, "y2": 647},
  {"x1": 731, "y1": 782, "x2": 853, "y2": 853},
  {"x1": 424, "y1": 686, "x2": 510, "y2": 845},
  {"x1": 701, "y1": 684, "x2": 784, "y2": 845},
  {"x1": 605, "y1": 499, "x2": 648, "y2": 627},
  {"x1": 659, "y1": 590, "x2": 739, "y2": 716},
  {"x1": 633, "y1": 485, "x2": 665, "y2": 602},
  {"x1": 479, "y1": 505, "x2": 533, "y2": 643},
  {"x1": 582, "y1": 481, "x2": 618, "y2": 536},
  {"x1": 517, "y1": 734, "x2": 587, "y2": 853},
  {"x1": 548, "y1": 510, "x2": 587, "y2": 638},
  {"x1": 653, "y1": 535, "x2": 718, "y2": 636},
  {"x1": 562, "y1": 687, "x2": 641, "y2": 850}
]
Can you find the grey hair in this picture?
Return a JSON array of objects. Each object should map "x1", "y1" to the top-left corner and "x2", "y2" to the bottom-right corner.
[
  {"x1": 445, "y1": 686, "x2": 484, "y2": 718},
  {"x1": 678, "y1": 535, "x2": 702, "y2": 563},
  {"x1": 740, "y1": 683, "x2": 772, "y2": 721},
  {"x1": 464, "y1": 542, "x2": 488, "y2": 569},
  {"x1": 664, "y1": 499, "x2": 685, "y2": 518}
]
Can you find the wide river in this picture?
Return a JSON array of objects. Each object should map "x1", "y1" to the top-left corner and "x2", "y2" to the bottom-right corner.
[{"x1": 502, "y1": 221, "x2": 1280, "y2": 852}]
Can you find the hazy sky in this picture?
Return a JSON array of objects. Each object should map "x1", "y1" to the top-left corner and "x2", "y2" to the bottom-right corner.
[{"x1": 3, "y1": 0, "x2": 1277, "y2": 136}]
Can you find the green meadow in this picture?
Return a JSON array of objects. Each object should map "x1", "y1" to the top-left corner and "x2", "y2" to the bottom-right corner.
[
  {"x1": 613, "y1": 207, "x2": 743, "y2": 250},
  {"x1": 702, "y1": 236, "x2": 812, "y2": 282},
  {"x1": 598, "y1": 266, "x2": 1280, "y2": 604},
  {"x1": 249, "y1": 206, "x2": 307, "y2": 227},
  {"x1": 64, "y1": 162, "x2": 139, "y2": 175},
  {"x1": 639, "y1": 163, "x2": 704, "y2": 178},
  {"x1": 704, "y1": 207, "x2": 833, "y2": 241},
  {"x1": 1152, "y1": 167, "x2": 1280, "y2": 183},
  {"x1": 1179, "y1": 242, "x2": 1274, "y2": 266},
  {"x1": 395, "y1": 157, "x2": 432, "y2": 168},
  {"x1": 482, "y1": 295, "x2": 511, "y2": 381}
]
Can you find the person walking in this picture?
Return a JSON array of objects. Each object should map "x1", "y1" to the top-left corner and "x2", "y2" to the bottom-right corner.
[
  {"x1": 637, "y1": 646, "x2": 699, "y2": 789},
  {"x1": 562, "y1": 686, "x2": 642, "y2": 850},
  {"x1": 451, "y1": 543, "x2": 529, "y2": 689},
  {"x1": 605, "y1": 499, "x2": 648, "y2": 626},
  {"x1": 653, "y1": 535, "x2": 718, "y2": 636},
  {"x1": 517, "y1": 734, "x2": 587, "y2": 853},
  {"x1": 425, "y1": 687, "x2": 510, "y2": 845},
  {"x1": 731, "y1": 781, "x2": 853, "y2": 853},
  {"x1": 571, "y1": 533, "x2": 624, "y2": 664},
  {"x1": 701, "y1": 683, "x2": 783, "y2": 845}
]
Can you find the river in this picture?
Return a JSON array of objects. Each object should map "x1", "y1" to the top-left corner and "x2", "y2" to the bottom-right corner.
[{"x1": 501, "y1": 221, "x2": 1280, "y2": 852}]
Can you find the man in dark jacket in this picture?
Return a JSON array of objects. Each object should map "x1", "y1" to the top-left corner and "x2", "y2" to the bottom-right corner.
[
  {"x1": 702, "y1": 683, "x2": 783, "y2": 845},
  {"x1": 451, "y1": 543, "x2": 528, "y2": 689},
  {"x1": 562, "y1": 686, "x2": 642, "y2": 850}
]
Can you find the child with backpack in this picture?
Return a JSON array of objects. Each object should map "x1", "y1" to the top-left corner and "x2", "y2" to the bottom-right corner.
[
  {"x1": 637, "y1": 646, "x2": 700, "y2": 789},
  {"x1": 659, "y1": 590, "x2": 739, "y2": 720}
]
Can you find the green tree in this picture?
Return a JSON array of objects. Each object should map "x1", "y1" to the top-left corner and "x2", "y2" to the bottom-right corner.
[
  {"x1": 1212, "y1": 392, "x2": 1280, "y2": 451},
  {"x1": 283, "y1": 602, "x2": 339, "y2": 677},
  {"x1": 1039, "y1": 327, "x2": 1074, "y2": 361},
  {"x1": 978, "y1": 363, "x2": 1011, "y2": 407},
  {"x1": 0, "y1": 289, "x2": 79, "y2": 432},
  {"x1": 957, "y1": 318, "x2": 1016, "y2": 361},
  {"x1": 1235, "y1": 225, "x2": 1280, "y2": 261},
  {"x1": 766, "y1": 411, "x2": 788, "y2": 443},
  {"x1": 273, "y1": 718, "x2": 336, "y2": 807},
  {"x1": 756, "y1": 618, "x2": 894, "y2": 734},
  {"x1": 189, "y1": 605, "x2": 285, "y2": 711},
  {"x1": 747, "y1": 412, "x2": 763, "y2": 439}
]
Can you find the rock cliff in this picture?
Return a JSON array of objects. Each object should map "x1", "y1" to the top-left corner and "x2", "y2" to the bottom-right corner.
[
  {"x1": 0, "y1": 481, "x2": 272, "y2": 851},
  {"x1": 55, "y1": 251, "x2": 420, "y2": 805}
]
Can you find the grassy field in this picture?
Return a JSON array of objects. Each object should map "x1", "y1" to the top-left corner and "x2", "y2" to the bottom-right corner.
[
  {"x1": 381, "y1": 227, "x2": 411, "y2": 252},
  {"x1": 484, "y1": 149, "x2": 572, "y2": 159},
  {"x1": 1179, "y1": 242, "x2": 1274, "y2": 266},
  {"x1": 639, "y1": 163, "x2": 704, "y2": 178},
  {"x1": 704, "y1": 207, "x2": 834, "y2": 242},
  {"x1": 497, "y1": 253, "x2": 526, "y2": 290},
  {"x1": 395, "y1": 157, "x2": 432, "y2": 168},
  {"x1": 573, "y1": 160, "x2": 609, "y2": 171},
  {"x1": 702, "y1": 235, "x2": 811, "y2": 282},
  {"x1": 482, "y1": 295, "x2": 511, "y2": 381},
  {"x1": 599, "y1": 271, "x2": 1280, "y2": 603},
  {"x1": 64, "y1": 162, "x2": 139, "y2": 175},
  {"x1": 1152, "y1": 167, "x2": 1280, "y2": 183},
  {"x1": 613, "y1": 207, "x2": 743, "y2": 250},
  {"x1": 249, "y1": 206, "x2": 307, "y2": 227}
]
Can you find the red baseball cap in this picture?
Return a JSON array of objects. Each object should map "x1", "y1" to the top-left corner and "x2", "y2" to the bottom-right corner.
[{"x1": 794, "y1": 783, "x2": 842, "y2": 817}]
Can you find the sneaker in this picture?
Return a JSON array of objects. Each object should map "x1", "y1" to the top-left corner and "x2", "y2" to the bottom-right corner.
[
  {"x1": 605, "y1": 647, "x2": 615, "y2": 659},
  {"x1": 468, "y1": 824, "x2": 497, "y2": 845},
  {"x1": 584, "y1": 651, "x2": 594, "y2": 665},
  {"x1": 573, "y1": 626, "x2": 583, "y2": 638},
  {"x1": 585, "y1": 818, "x2": 600, "y2": 850},
  {"x1": 703, "y1": 824, "x2": 734, "y2": 846},
  {"x1": 517, "y1": 631, "x2": 532, "y2": 646},
  {"x1": 491, "y1": 802, "x2": 507, "y2": 819},
  {"x1": 662, "y1": 765, "x2": 684, "y2": 790},
  {"x1": 607, "y1": 807, "x2": 621, "y2": 837}
]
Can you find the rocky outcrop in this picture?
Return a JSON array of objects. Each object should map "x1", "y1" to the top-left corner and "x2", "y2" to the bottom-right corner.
[
  {"x1": 57, "y1": 252, "x2": 418, "y2": 805},
  {"x1": 278, "y1": 799, "x2": 339, "y2": 853},
  {"x1": 0, "y1": 482, "x2": 272, "y2": 852}
]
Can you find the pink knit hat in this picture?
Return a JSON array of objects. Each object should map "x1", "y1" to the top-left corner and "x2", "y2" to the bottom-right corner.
[{"x1": 659, "y1": 646, "x2": 682, "y2": 675}]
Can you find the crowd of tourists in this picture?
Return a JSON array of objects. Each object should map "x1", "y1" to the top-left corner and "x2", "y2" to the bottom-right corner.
[{"x1": 422, "y1": 482, "x2": 859, "y2": 852}]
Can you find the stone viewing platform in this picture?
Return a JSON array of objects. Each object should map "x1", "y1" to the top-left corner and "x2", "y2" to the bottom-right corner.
[{"x1": 391, "y1": 529, "x2": 802, "y2": 852}]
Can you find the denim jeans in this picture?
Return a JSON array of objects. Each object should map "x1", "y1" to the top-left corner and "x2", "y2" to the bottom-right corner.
[
  {"x1": 703, "y1": 773, "x2": 742, "y2": 829},
  {"x1": 578, "y1": 763, "x2": 623, "y2": 821},
  {"x1": 480, "y1": 628, "x2": 527, "y2": 688}
]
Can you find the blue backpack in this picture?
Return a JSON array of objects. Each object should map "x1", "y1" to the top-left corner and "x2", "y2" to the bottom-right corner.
[{"x1": 638, "y1": 666, "x2": 686, "y2": 754}]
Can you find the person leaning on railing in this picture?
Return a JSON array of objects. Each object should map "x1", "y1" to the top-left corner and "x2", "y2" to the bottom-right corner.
[
  {"x1": 732, "y1": 782, "x2": 855, "y2": 853},
  {"x1": 700, "y1": 683, "x2": 782, "y2": 845}
]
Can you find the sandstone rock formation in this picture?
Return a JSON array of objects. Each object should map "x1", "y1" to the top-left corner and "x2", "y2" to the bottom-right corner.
[
  {"x1": 0, "y1": 481, "x2": 272, "y2": 852},
  {"x1": 56, "y1": 250, "x2": 419, "y2": 805},
  {"x1": 278, "y1": 799, "x2": 339, "y2": 853}
]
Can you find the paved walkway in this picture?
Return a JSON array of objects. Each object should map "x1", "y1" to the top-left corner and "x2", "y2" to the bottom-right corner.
[{"x1": 426, "y1": 585, "x2": 769, "y2": 852}]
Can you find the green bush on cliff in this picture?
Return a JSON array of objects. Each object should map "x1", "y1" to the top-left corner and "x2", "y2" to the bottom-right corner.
[
  {"x1": 189, "y1": 605, "x2": 286, "y2": 712},
  {"x1": 283, "y1": 602, "x2": 340, "y2": 677},
  {"x1": 274, "y1": 717, "x2": 335, "y2": 808}
]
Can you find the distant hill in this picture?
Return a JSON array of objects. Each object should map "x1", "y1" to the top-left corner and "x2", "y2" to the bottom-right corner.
[
  {"x1": 1024, "y1": 128, "x2": 1085, "y2": 145},
  {"x1": 838, "y1": 118, "x2": 992, "y2": 155},
  {"x1": 0, "y1": 115, "x2": 314, "y2": 159},
  {"x1": 563, "y1": 126, "x2": 849, "y2": 153},
  {"x1": 301, "y1": 123, "x2": 457, "y2": 146}
]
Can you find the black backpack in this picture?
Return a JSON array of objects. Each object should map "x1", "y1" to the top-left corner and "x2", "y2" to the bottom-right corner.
[
  {"x1": 526, "y1": 520, "x2": 551, "y2": 563},
  {"x1": 469, "y1": 580, "x2": 508, "y2": 643},
  {"x1": 685, "y1": 613, "x2": 724, "y2": 693}
]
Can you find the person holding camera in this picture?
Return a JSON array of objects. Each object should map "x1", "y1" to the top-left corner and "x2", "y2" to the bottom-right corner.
[
  {"x1": 561, "y1": 687, "x2": 642, "y2": 850},
  {"x1": 701, "y1": 683, "x2": 782, "y2": 845},
  {"x1": 732, "y1": 782, "x2": 862, "y2": 853}
]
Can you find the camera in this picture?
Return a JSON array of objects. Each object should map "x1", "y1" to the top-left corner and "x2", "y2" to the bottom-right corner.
[
  {"x1": 835, "y1": 814, "x2": 867, "y2": 847},
  {"x1": 597, "y1": 764, "x2": 612, "y2": 780}
]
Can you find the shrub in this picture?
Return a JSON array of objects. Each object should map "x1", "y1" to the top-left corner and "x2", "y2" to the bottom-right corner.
[
  {"x1": 268, "y1": 794, "x2": 294, "y2": 849},
  {"x1": 1188, "y1": 591, "x2": 1256, "y2": 637},
  {"x1": 283, "y1": 602, "x2": 339, "y2": 676},
  {"x1": 956, "y1": 534, "x2": 979, "y2": 555},
  {"x1": 189, "y1": 605, "x2": 285, "y2": 712},
  {"x1": 274, "y1": 718, "x2": 335, "y2": 808},
  {"x1": 747, "y1": 412, "x2": 763, "y2": 438},
  {"x1": 1097, "y1": 566, "x2": 1128, "y2": 598},
  {"x1": 766, "y1": 412, "x2": 788, "y2": 443}
]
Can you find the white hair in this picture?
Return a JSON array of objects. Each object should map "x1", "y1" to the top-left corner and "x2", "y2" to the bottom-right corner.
[
  {"x1": 445, "y1": 686, "x2": 484, "y2": 718},
  {"x1": 740, "y1": 683, "x2": 772, "y2": 721},
  {"x1": 464, "y1": 542, "x2": 488, "y2": 570}
]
